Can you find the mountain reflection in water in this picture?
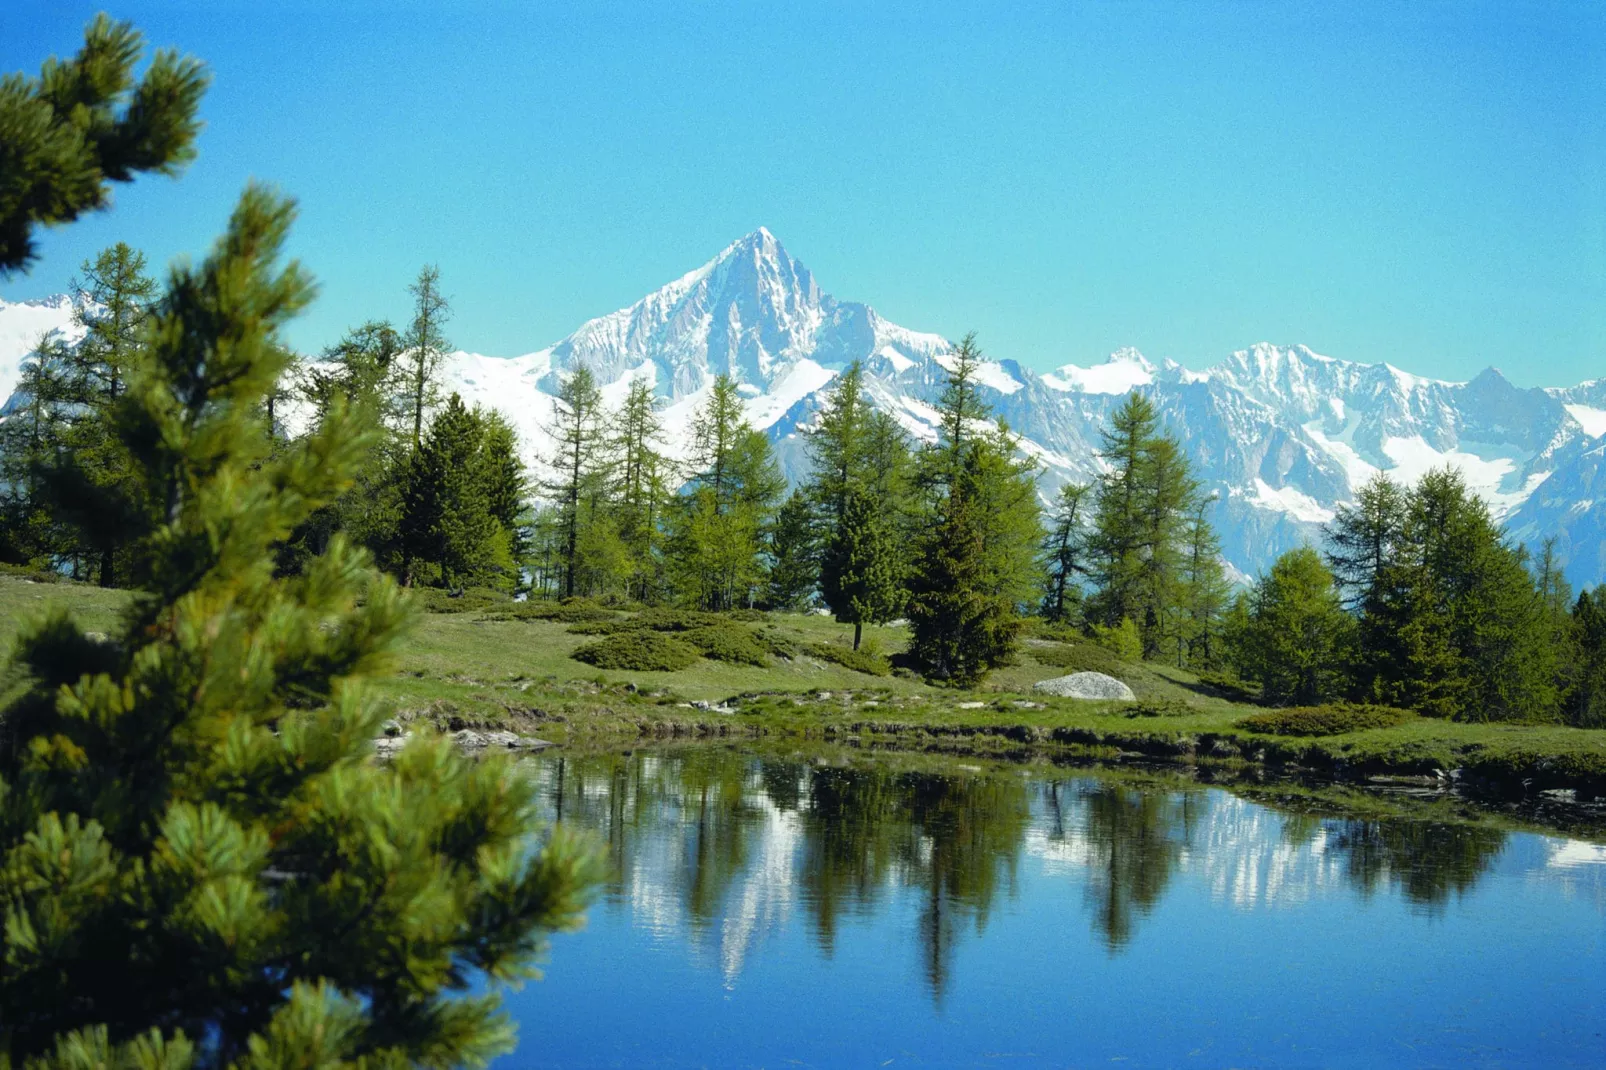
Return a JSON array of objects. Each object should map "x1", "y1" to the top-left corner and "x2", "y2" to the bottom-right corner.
[
  {"x1": 507, "y1": 749, "x2": 1604, "y2": 1068},
  {"x1": 530, "y1": 750, "x2": 1530, "y2": 1000}
]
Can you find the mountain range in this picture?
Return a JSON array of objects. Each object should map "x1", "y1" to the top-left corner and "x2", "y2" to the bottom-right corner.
[{"x1": 3, "y1": 229, "x2": 1603, "y2": 587}]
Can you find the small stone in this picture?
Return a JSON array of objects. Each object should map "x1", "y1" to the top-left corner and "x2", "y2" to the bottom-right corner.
[
  {"x1": 956, "y1": 701, "x2": 987, "y2": 710},
  {"x1": 1031, "y1": 672, "x2": 1136, "y2": 701}
]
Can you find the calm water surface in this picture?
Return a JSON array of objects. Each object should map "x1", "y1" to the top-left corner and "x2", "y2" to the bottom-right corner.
[{"x1": 501, "y1": 750, "x2": 1604, "y2": 1069}]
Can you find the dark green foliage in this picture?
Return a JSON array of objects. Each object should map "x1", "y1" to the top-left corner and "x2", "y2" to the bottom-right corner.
[
  {"x1": 1028, "y1": 641, "x2": 1129, "y2": 678},
  {"x1": 398, "y1": 393, "x2": 515, "y2": 590},
  {"x1": 906, "y1": 335, "x2": 1040, "y2": 685},
  {"x1": 1237, "y1": 703, "x2": 1415, "y2": 736},
  {"x1": 766, "y1": 489, "x2": 820, "y2": 610},
  {"x1": 1123, "y1": 700, "x2": 1195, "y2": 718},
  {"x1": 820, "y1": 483, "x2": 905, "y2": 649},
  {"x1": 807, "y1": 642, "x2": 893, "y2": 677},
  {"x1": 414, "y1": 586, "x2": 508, "y2": 614},
  {"x1": 756, "y1": 627, "x2": 803, "y2": 659},
  {"x1": 1571, "y1": 587, "x2": 1606, "y2": 726},
  {"x1": 1040, "y1": 481, "x2": 1091, "y2": 623},
  {"x1": 571, "y1": 630, "x2": 700, "y2": 672},
  {"x1": 1229, "y1": 547, "x2": 1355, "y2": 706},
  {"x1": 1192, "y1": 669, "x2": 1261, "y2": 704},
  {"x1": 681, "y1": 624, "x2": 772, "y2": 666},
  {"x1": 633, "y1": 607, "x2": 725, "y2": 631},
  {"x1": 0, "y1": 185, "x2": 599, "y2": 1067},
  {"x1": 1, "y1": 15, "x2": 208, "y2": 274},
  {"x1": 493, "y1": 598, "x2": 617, "y2": 624}
]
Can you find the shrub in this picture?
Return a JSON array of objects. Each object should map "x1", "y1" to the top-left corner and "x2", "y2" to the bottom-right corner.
[
  {"x1": 681, "y1": 624, "x2": 771, "y2": 667},
  {"x1": 1124, "y1": 699, "x2": 1195, "y2": 718},
  {"x1": 809, "y1": 642, "x2": 892, "y2": 677},
  {"x1": 565, "y1": 619, "x2": 641, "y2": 636},
  {"x1": 726, "y1": 608, "x2": 768, "y2": 623},
  {"x1": 1236, "y1": 703, "x2": 1414, "y2": 737},
  {"x1": 1031, "y1": 641, "x2": 1128, "y2": 678},
  {"x1": 415, "y1": 587, "x2": 501, "y2": 614},
  {"x1": 634, "y1": 607, "x2": 724, "y2": 631},
  {"x1": 1193, "y1": 669, "x2": 1261, "y2": 704},
  {"x1": 757, "y1": 627, "x2": 802, "y2": 658},
  {"x1": 1092, "y1": 618, "x2": 1143, "y2": 661},
  {"x1": 571, "y1": 631, "x2": 700, "y2": 672},
  {"x1": 492, "y1": 598, "x2": 617, "y2": 623}
]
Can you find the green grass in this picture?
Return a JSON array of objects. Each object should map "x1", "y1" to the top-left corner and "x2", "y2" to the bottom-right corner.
[{"x1": 5, "y1": 574, "x2": 1605, "y2": 806}]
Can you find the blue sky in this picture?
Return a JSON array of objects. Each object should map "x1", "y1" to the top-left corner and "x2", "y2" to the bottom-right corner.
[{"x1": 3, "y1": 1, "x2": 1602, "y2": 386}]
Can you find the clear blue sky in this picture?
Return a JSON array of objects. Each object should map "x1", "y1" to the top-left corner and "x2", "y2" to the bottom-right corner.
[{"x1": 3, "y1": 1, "x2": 1602, "y2": 386}]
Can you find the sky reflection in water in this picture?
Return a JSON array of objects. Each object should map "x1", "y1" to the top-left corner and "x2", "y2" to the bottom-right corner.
[{"x1": 501, "y1": 750, "x2": 1604, "y2": 1069}]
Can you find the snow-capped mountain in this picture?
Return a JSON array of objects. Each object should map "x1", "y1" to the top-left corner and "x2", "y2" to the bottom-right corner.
[{"x1": 3, "y1": 230, "x2": 1603, "y2": 586}]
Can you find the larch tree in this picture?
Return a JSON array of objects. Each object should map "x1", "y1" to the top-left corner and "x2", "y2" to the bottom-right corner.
[
  {"x1": 1228, "y1": 546, "x2": 1355, "y2": 705},
  {"x1": 0, "y1": 183, "x2": 599, "y2": 1068},
  {"x1": 544, "y1": 366, "x2": 607, "y2": 598},
  {"x1": 1040, "y1": 481, "x2": 1091, "y2": 624},
  {"x1": 403, "y1": 264, "x2": 450, "y2": 449}
]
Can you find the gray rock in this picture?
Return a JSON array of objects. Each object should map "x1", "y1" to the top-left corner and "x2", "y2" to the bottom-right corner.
[{"x1": 1032, "y1": 671, "x2": 1136, "y2": 701}]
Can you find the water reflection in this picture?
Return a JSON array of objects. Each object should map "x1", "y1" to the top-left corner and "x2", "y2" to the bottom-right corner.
[{"x1": 528, "y1": 750, "x2": 1593, "y2": 999}]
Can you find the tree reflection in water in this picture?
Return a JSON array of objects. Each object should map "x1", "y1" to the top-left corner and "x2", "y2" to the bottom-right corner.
[{"x1": 529, "y1": 751, "x2": 1509, "y2": 997}]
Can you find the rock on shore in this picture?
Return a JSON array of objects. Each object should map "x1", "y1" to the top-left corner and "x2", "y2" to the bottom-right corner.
[{"x1": 1032, "y1": 671, "x2": 1136, "y2": 701}]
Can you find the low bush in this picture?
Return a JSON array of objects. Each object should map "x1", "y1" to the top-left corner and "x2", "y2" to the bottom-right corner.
[
  {"x1": 571, "y1": 631, "x2": 700, "y2": 672},
  {"x1": 726, "y1": 608, "x2": 768, "y2": 623},
  {"x1": 0, "y1": 562, "x2": 63, "y2": 584},
  {"x1": 492, "y1": 598, "x2": 617, "y2": 623},
  {"x1": 633, "y1": 608, "x2": 724, "y2": 632},
  {"x1": 681, "y1": 624, "x2": 771, "y2": 667},
  {"x1": 1031, "y1": 642, "x2": 1129, "y2": 678},
  {"x1": 808, "y1": 642, "x2": 892, "y2": 677},
  {"x1": 565, "y1": 619, "x2": 641, "y2": 636},
  {"x1": 1091, "y1": 618, "x2": 1143, "y2": 661},
  {"x1": 1022, "y1": 619, "x2": 1083, "y2": 643},
  {"x1": 756, "y1": 628, "x2": 802, "y2": 659},
  {"x1": 1237, "y1": 703, "x2": 1414, "y2": 737},
  {"x1": 414, "y1": 588, "x2": 504, "y2": 614},
  {"x1": 1192, "y1": 669, "x2": 1261, "y2": 704}
]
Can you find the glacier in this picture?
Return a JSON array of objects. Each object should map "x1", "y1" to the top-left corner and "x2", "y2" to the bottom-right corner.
[{"x1": 3, "y1": 228, "x2": 1602, "y2": 587}]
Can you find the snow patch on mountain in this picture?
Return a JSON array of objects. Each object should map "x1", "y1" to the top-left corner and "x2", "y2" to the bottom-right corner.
[
  {"x1": 1565, "y1": 404, "x2": 1606, "y2": 439},
  {"x1": 1042, "y1": 349, "x2": 1154, "y2": 395}
]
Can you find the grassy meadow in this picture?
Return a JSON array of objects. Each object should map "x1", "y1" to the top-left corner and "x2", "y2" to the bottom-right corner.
[{"x1": 4, "y1": 572, "x2": 1604, "y2": 811}]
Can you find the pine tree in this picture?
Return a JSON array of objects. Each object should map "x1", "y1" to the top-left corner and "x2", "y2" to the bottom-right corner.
[
  {"x1": 1179, "y1": 496, "x2": 1232, "y2": 668},
  {"x1": 1134, "y1": 435, "x2": 1198, "y2": 657},
  {"x1": 48, "y1": 243, "x2": 159, "y2": 587},
  {"x1": 907, "y1": 337, "x2": 1040, "y2": 683},
  {"x1": 1230, "y1": 547, "x2": 1355, "y2": 705},
  {"x1": 1326, "y1": 474, "x2": 1409, "y2": 608},
  {"x1": 1571, "y1": 587, "x2": 1606, "y2": 727},
  {"x1": 0, "y1": 185, "x2": 599, "y2": 1067},
  {"x1": 1087, "y1": 392, "x2": 1158, "y2": 630},
  {"x1": 544, "y1": 366, "x2": 607, "y2": 598},
  {"x1": 481, "y1": 409, "x2": 528, "y2": 562},
  {"x1": 766, "y1": 489, "x2": 819, "y2": 611},
  {"x1": 669, "y1": 376, "x2": 782, "y2": 610},
  {"x1": 1041, "y1": 482, "x2": 1091, "y2": 624},
  {"x1": 613, "y1": 379, "x2": 672, "y2": 601},
  {"x1": 0, "y1": 335, "x2": 72, "y2": 568},
  {"x1": 398, "y1": 394, "x2": 513, "y2": 590},
  {"x1": 822, "y1": 485, "x2": 904, "y2": 649},
  {"x1": 403, "y1": 264, "x2": 450, "y2": 449},
  {"x1": 0, "y1": 15, "x2": 208, "y2": 275}
]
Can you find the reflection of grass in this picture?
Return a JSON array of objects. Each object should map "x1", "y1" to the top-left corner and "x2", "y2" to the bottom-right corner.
[{"x1": 6, "y1": 575, "x2": 1606, "y2": 811}]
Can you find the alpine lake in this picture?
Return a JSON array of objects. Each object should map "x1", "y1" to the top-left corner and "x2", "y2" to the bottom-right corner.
[{"x1": 495, "y1": 746, "x2": 1605, "y2": 1069}]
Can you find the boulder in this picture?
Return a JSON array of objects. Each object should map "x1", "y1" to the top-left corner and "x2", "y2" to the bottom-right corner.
[{"x1": 1032, "y1": 671, "x2": 1136, "y2": 701}]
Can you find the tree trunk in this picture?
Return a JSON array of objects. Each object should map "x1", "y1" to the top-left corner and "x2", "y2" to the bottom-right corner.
[{"x1": 853, "y1": 620, "x2": 863, "y2": 651}]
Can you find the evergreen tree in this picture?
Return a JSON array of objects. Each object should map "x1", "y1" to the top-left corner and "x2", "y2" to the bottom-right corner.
[
  {"x1": 669, "y1": 376, "x2": 783, "y2": 610},
  {"x1": 1041, "y1": 482, "x2": 1091, "y2": 624},
  {"x1": 37, "y1": 244, "x2": 160, "y2": 587},
  {"x1": 1230, "y1": 547, "x2": 1355, "y2": 705},
  {"x1": 1571, "y1": 587, "x2": 1606, "y2": 727},
  {"x1": 1326, "y1": 474, "x2": 1409, "y2": 608},
  {"x1": 765, "y1": 489, "x2": 819, "y2": 611},
  {"x1": 399, "y1": 394, "x2": 513, "y2": 590},
  {"x1": 0, "y1": 185, "x2": 598, "y2": 1068},
  {"x1": 1087, "y1": 392, "x2": 1158, "y2": 630},
  {"x1": 822, "y1": 485, "x2": 904, "y2": 649},
  {"x1": 0, "y1": 335, "x2": 72, "y2": 568},
  {"x1": 1179, "y1": 496, "x2": 1232, "y2": 668},
  {"x1": 907, "y1": 337, "x2": 1041, "y2": 683},
  {"x1": 403, "y1": 264, "x2": 450, "y2": 449},
  {"x1": 544, "y1": 366, "x2": 607, "y2": 598},
  {"x1": 481, "y1": 409, "x2": 529, "y2": 563},
  {"x1": 613, "y1": 379, "x2": 672, "y2": 601},
  {"x1": 811, "y1": 362, "x2": 912, "y2": 645},
  {"x1": 1134, "y1": 435, "x2": 1198, "y2": 657},
  {"x1": 0, "y1": 15, "x2": 208, "y2": 275}
]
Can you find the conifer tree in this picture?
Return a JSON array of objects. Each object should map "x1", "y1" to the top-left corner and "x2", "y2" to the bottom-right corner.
[
  {"x1": 49, "y1": 243, "x2": 159, "y2": 586},
  {"x1": 1087, "y1": 392, "x2": 1158, "y2": 629},
  {"x1": 1179, "y1": 496, "x2": 1232, "y2": 668},
  {"x1": 1229, "y1": 547, "x2": 1354, "y2": 704},
  {"x1": 822, "y1": 485, "x2": 904, "y2": 649},
  {"x1": 1041, "y1": 482, "x2": 1091, "y2": 624},
  {"x1": 544, "y1": 366, "x2": 607, "y2": 598},
  {"x1": 0, "y1": 185, "x2": 598, "y2": 1068},
  {"x1": 1571, "y1": 587, "x2": 1606, "y2": 727},
  {"x1": 481, "y1": 409, "x2": 529, "y2": 562},
  {"x1": 766, "y1": 489, "x2": 819, "y2": 610},
  {"x1": 398, "y1": 394, "x2": 513, "y2": 590},
  {"x1": 612, "y1": 379, "x2": 672, "y2": 601},
  {"x1": 1326, "y1": 474, "x2": 1409, "y2": 607},
  {"x1": 0, "y1": 15, "x2": 208, "y2": 275},
  {"x1": 907, "y1": 337, "x2": 1040, "y2": 683},
  {"x1": 670, "y1": 376, "x2": 783, "y2": 610},
  {"x1": 403, "y1": 264, "x2": 450, "y2": 449}
]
